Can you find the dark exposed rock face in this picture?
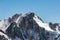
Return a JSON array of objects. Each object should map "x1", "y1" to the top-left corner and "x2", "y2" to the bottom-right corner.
[
  {"x1": 0, "y1": 35, "x2": 8, "y2": 40},
  {"x1": 0, "y1": 13, "x2": 60, "y2": 40}
]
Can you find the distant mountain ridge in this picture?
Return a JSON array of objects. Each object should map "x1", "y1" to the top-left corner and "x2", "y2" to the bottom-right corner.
[{"x1": 0, "y1": 12, "x2": 60, "y2": 40}]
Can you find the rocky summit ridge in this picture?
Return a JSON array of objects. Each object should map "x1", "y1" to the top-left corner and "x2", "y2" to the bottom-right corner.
[{"x1": 0, "y1": 12, "x2": 60, "y2": 40}]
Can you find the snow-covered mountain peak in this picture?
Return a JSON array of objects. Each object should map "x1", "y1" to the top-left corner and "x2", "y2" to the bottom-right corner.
[{"x1": 0, "y1": 12, "x2": 60, "y2": 40}]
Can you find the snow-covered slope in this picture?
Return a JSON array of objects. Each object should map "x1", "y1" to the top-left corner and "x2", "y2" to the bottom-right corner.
[
  {"x1": 33, "y1": 15, "x2": 54, "y2": 32},
  {"x1": 0, "y1": 20, "x2": 7, "y2": 32},
  {"x1": 0, "y1": 13, "x2": 60, "y2": 40}
]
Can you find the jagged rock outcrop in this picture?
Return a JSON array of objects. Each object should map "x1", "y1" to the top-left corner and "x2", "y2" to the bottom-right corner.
[{"x1": 0, "y1": 12, "x2": 60, "y2": 40}]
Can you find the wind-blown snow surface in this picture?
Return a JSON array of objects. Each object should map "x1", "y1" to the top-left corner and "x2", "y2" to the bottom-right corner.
[{"x1": 0, "y1": 13, "x2": 60, "y2": 40}]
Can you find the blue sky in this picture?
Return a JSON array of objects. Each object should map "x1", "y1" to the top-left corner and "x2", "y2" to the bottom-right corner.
[{"x1": 0, "y1": 0, "x2": 60, "y2": 23}]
